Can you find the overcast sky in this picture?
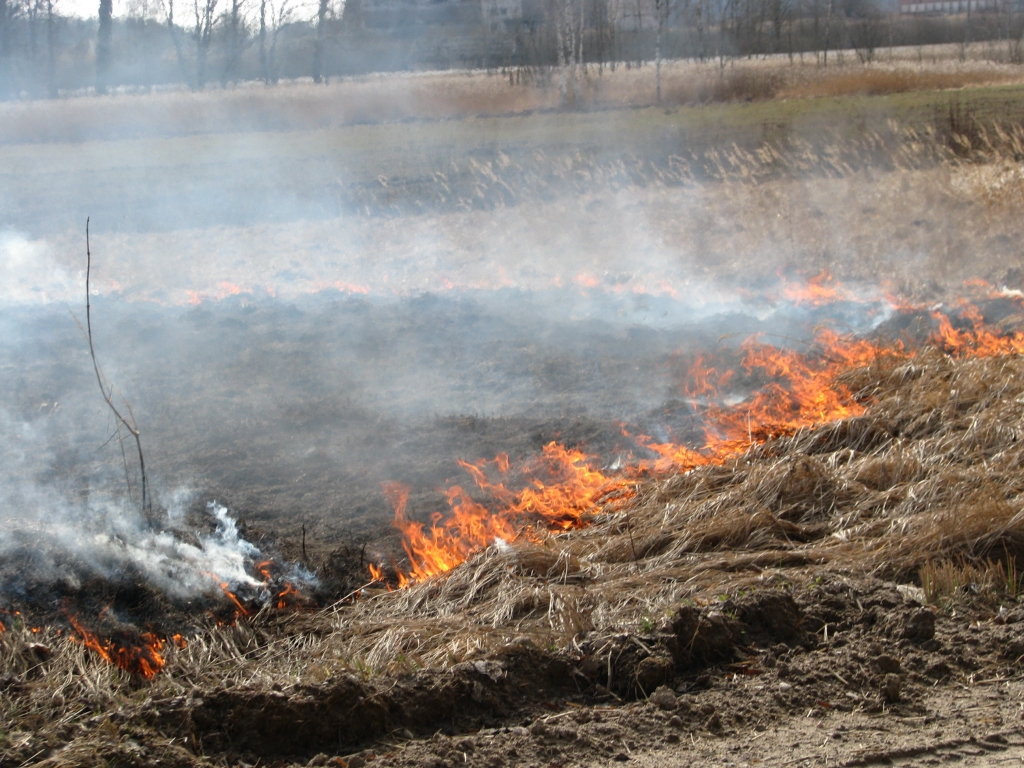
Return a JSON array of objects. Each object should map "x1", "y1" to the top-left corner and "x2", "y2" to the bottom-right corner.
[{"x1": 62, "y1": 0, "x2": 103, "y2": 18}]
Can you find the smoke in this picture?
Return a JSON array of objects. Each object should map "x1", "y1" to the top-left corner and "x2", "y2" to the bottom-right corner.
[
  {"x1": 0, "y1": 461, "x2": 311, "y2": 605},
  {"x1": 0, "y1": 231, "x2": 78, "y2": 305}
]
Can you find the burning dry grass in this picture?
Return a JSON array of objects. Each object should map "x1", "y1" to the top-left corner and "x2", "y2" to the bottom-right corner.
[
  {"x1": 317, "y1": 344, "x2": 1024, "y2": 666},
  {"x1": 153, "y1": 345, "x2": 1024, "y2": 682},
  {"x1": 5, "y1": 338, "x2": 1024, "y2": 765}
]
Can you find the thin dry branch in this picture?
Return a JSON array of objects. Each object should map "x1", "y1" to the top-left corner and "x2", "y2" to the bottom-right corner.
[{"x1": 85, "y1": 218, "x2": 150, "y2": 514}]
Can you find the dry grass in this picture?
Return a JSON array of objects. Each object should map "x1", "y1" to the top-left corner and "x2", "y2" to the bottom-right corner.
[
  {"x1": 918, "y1": 556, "x2": 1019, "y2": 605},
  {"x1": 779, "y1": 67, "x2": 1020, "y2": 100},
  {"x1": 2, "y1": 54, "x2": 1024, "y2": 146},
  {"x1": 306, "y1": 350, "x2": 1024, "y2": 675},
  {"x1": 6, "y1": 343, "x2": 1024, "y2": 765}
]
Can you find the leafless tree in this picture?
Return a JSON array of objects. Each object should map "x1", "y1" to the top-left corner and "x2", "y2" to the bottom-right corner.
[
  {"x1": 821, "y1": 0, "x2": 832, "y2": 64},
  {"x1": 312, "y1": 0, "x2": 328, "y2": 83},
  {"x1": 0, "y1": 0, "x2": 18, "y2": 93},
  {"x1": 45, "y1": 0, "x2": 55, "y2": 95},
  {"x1": 221, "y1": 0, "x2": 247, "y2": 83},
  {"x1": 162, "y1": 0, "x2": 192, "y2": 86},
  {"x1": 258, "y1": 0, "x2": 290, "y2": 83},
  {"x1": 548, "y1": 0, "x2": 584, "y2": 104},
  {"x1": 83, "y1": 220, "x2": 151, "y2": 517},
  {"x1": 193, "y1": 0, "x2": 217, "y2": 88},
  {"x1": 655, "y1": 0, "x2": 672, "y2": 103},
  {"x1": 96, "y1": 0, "x2": 112, "y2": 92}
]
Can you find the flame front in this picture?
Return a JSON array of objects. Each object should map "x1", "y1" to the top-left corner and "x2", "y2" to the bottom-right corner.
[{"x1": 375, "y1": 279, "x2": 1024, "y2": 587}]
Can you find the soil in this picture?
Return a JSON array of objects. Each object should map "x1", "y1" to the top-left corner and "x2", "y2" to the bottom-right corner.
[
  {"x1": 198, "y1": 579, "x2": 1024, "y2": 768},
  {"x1": 11, "y1": 577, "x2": 1024, "y2": 768}
]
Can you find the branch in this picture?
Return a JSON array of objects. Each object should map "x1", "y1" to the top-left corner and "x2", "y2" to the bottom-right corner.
[{"x1": 85, "y1": 218, "x2": 150, "y2": 514}]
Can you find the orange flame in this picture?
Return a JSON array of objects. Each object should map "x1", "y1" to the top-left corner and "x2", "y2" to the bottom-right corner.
[
  {"x1": 67, "y1": 615, "x2": 166, "y2": 679},
  {"x1": 780, "y1": 270, "x2": 848, "y2": 306},
  {"x1": 217, "y1": 582, "x2": 250, "y2": 618},
  {"x1": 275, "y1": 583, "x2": 300, "y2": 610},
  {"x1": 930, "y1": 303, "x2": 1024, "y2": 357},
  {"x1": 373, "y1": 278, "x2": 1024, "y2": 589},
  {"x1": 380, "y1": 443, "x2": 636, "y2": 583}
]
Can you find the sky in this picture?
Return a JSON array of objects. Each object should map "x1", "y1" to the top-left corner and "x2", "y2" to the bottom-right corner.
[{"x1": 62, "y1": 0, "x2": 104, "y2": 18}]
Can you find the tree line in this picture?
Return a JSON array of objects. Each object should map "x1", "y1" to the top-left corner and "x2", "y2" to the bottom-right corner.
[{"x1": 0, "y1": 0, "x2": 1023, "y2": 99}]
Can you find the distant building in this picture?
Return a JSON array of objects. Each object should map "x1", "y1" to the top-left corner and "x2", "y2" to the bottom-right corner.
[{"x1": 899, "y1": 0, "x2": 997, "y2": 13}]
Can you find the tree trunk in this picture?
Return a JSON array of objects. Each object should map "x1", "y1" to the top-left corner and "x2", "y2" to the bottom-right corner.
[
  {"x1": 312, "y1": 0, "x2": 328, "y2": 84},
  {"x1": 822, "y1": 0, "x2": 832, "y2": 66},
  {"x1": 259, "y1": 0, "x2": 268, "y2": 83},
  {"x1": 961, "y1": 0, "x2": 972, "y2": 61},
  {"x1": 46, "y1": 0, "x2": 57, "y2": 96},
  {"x1": 0, "y1": 0, "x2": 9, "y2": 96},
  {"x1": 96, "y1": 0, "x2": 112, "y2": 94},
  {"x1": 655, "y1": 0, "x2": 662, "y2": 104},
  {"x1": 166, "y1": 0, "x2": 191, "y2": 88},
  {"x1": 222, "y1": 0, "x2": 241, "y2": 85}
]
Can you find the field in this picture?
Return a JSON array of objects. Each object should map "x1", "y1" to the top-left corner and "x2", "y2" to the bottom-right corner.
[{"x1": 5, "y1": 51, "x2": 1024, "y2": 767}]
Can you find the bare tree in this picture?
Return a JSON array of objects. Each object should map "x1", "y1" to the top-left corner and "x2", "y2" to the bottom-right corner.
[
  {"x1": 312, "y1": 0, "x2": 328, "y2": 83},
  {"x1": 258, "y1": 0, "x2": 290, "y2": 83},
  {"x1": 163, "y1": 0, "x2": 191, "y2": 86},
  {"x1": 45, "y1": 0, "x2": 56, "y2": 95},
  {"x1": 96, "y1": 0, "x2": 112, "y2": 92},
  {"x1": 83, "y1": 220, "x2": 151, "y2": 516},
  {"x1": 655, "y1": 0, "x2": 672, "y2": 103},
  {"x1": 548, "y1": 0, "x2": 584, "y2": 104},
  {"x1": 221, "y1": 0, "x2": 246, "y2": 83},
  {"x1": 193, "y1": 0, "x2": 216, "y2": 88},
  {"x1": 821, "y1": 0, "x2": 832, "y2": 64},
  {"x1": 0, "y1": 0, "x2": 24, "y2": 94}
]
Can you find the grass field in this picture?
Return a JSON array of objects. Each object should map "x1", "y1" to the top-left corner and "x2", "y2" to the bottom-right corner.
[
  {"x1": 7, "y1": 51, "x2": 1024, "y2": 768},
  {"x1": 4, "y1": 51, "x2": 1024, "y2": 307}
]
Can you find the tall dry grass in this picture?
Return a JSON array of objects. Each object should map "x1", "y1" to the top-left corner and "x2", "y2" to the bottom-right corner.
[{"x1": 2, "y1": 55, "x2": 1023, "y2": 145}]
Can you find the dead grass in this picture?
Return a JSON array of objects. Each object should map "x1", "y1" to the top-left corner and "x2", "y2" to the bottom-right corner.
[
  {"x1": 303, "y1": 349, "x2": 1024, "y2": 674},
  {"x1": 919, "y1": 556, "x2": 1020, "y2": 605},
  {"x1": 6, "y1": 341, "x2": 1024, "y2": 766},
  {"x1": 780, "y1": 68, "x2": 1020, "y2": 100},
  {"x1": 3, "y1": 55, "x2": 1024, "y2": 146}
]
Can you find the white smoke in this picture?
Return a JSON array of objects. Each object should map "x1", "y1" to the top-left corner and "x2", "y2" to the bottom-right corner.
[
  {"x1": 0, "y1": 231, "x2": 78, "y2": 305},
  {"x1": 0, "y1": 464, "x2": 310, "y2": 604}
]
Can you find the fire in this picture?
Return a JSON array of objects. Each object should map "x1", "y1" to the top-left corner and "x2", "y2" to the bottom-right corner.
[
  {"x1": 780, "y1": 270, "x2": 848, "y2": 306},
  {"x1": 930, "y1": 303, "x2": 1024, "y2": 357},
  {"x1": 275, "y1": 583, "x2": 300, "y2": 610},
  {"x1": 217, "y1": 581, "x2": 250, "y2": 618},
  {"x1": 375, "y1": 274, "x2": 1024, "y2": 588},
  {"x1": 382, "y1": 443, "x2": 637, "y2": 583},
  {"x1": 67, "y1": 615, "x2": 166, "y2": 680}
]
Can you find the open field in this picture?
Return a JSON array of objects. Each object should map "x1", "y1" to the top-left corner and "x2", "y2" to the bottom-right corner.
[{"x1": 6, "y1": 56, "x2": 1024, "y2": 767}]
